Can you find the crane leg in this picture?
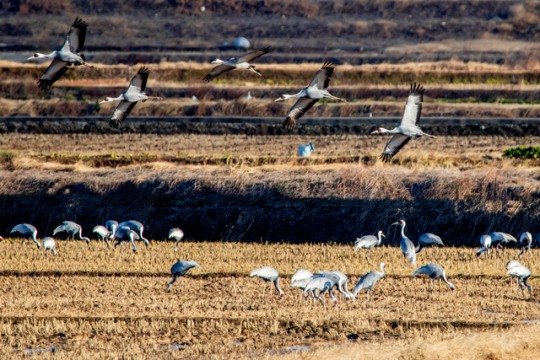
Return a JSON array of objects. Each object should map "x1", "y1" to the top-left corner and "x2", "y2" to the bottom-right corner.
[
  {"x1": 130, "y1": 239, "x2": 137, "y2": 253},
  {"x1": 52, "y1": 248, "x2": 57, "y2": 256},
  {"x1": 174, "y1": 240, "x2": 180, "y2": 252}
]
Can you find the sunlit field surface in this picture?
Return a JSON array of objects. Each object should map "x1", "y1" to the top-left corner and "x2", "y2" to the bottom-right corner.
[{"x1": 0, "y1": 240, "x2": 539, "y2": 358}]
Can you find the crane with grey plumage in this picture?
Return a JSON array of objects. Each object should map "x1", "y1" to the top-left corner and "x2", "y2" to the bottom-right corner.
[
  {"x1": 352, "y1": 263, "x2": 386, "y2": 307},
  {"x1": 10, "y1": 223, "x2": 41, "y2": 248},
  {"x1": 42, "y1": 237, "x2": 57, "y2": 256},
  {"x1": 303, "y1": 275, "x2": 338, "y2": 306},
  {"x1": 506, "y1": 260, "x2": 532, "y2": 295},
  {"x1": 53, "y1": 221, "x2": 90, "y2": 244},
  {"x1": 489, "y1": 232, "x2": 517, "y2": 257},
  {"x1": 476, "y1": 234, "x2": 492, "y2": 257},
  {"x1": 413, "y1": 263, "x2": 455, "y2": 291},
  {"x1": 167, "y1": 260, "x2": 200, "y2": 291},
  {"x1": 317, "y1": 271, "x2": 353, "y2": 300},
  {"x1": 110, "y1": 220, "x2": 149, "y2": 248},
  {"x1": 391, "y1": 220, "x2": 416, "y2": 265},
  {"x1": 354, "y1": 230, "x2": 385, "y2": 255},
  {"x1": 518, "y1": 232, "x2": 533, "y2": 259},
  {"x1": 168, "y1": 228, "x2": 184, "y2": 252},
  {"x1": 250, "y1": 266, "x2": 284, "y2": 298},
  {"x1": 203, "y1": 46, "x2": 273, "y2": 82},
  {"x1": 416, "y1": 233, "x2": 444, "y2": 253},
  {"x1": 106, "y1": 220, "x2": 118, "y2": 236},
  {"x1": 112, "y1": 226, "x2": 141, "y2": 252},
  {"x1": 27, "y1": 17, "x2": 92, "y2": 91},
  {"x1": 92, "y1": 225, "x2": 111, "y2": 247},
  {"x1": 290, "y1": 269, "x2": 314, "y2": 291},
  {"x1": 275, "y1": 61, "x2": 345, "y2": 129},
  {"x1": 371, "y1": 83, "x2": 434, "y2": 162}
]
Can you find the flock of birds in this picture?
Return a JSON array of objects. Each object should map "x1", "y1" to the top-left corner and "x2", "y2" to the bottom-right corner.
[
  {"x1": 1, "y1": 218, "x2": 534, "y2": 306},
  {"x1": 28, "y1": 17, "x2": 433, "y2": 162}
]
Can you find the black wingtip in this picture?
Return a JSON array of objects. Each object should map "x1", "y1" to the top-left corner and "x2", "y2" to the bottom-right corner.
[
  {"x1": 37, "y1": 80, "x2": 52, "y2": 92},
  {"x1": 321, "y1": 60, "x2": 336, "y2": 71},
  {"x1": 379, "y1": 153, "x2": 392, "y2": 163},
  {"x1": 137, "y1": 66, "x2": 150, "y2": 75},
  {"x1": 202, "y1": 74, "x2": 214, "y2": 82},
  {"x1": 72, "y1": 17, "x2": 88, "y2": 29},
  {"x1": 260, "y1": 46, "x2": 274, "y2": 53},
  {"x1": 410, "y1": 82, "x2": 425, "y2": 96},
  {"x1": 282, "y1": 117, "x2": 296, "y2": 129},
  {"x1": 109, "y1": 119, "x2": 121, "y2": 129}
]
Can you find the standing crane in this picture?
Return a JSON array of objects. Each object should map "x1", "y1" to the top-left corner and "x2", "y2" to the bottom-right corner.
[
  {"x1": 203, "y1": 46, "x2": 273, "y2": 81},
  {"x1": 27, "y1": 17, "x2": 91, "y2": 91},
  {"x1": 100, "y1": 66, "x2": 161, "y2": 128},
  {"x1": 250, "y1": 266, "x2": 284, "y2": 298},
  {"x1": 506, "y1": 260, "x2": 532, "y2": 295},
  {"x1": 391, "y1": 220, "x2": 416, "y2": 265},
  {"x1": 413, "y1": 263, "x2": 455, "y2": 291},
  {"x1": 92, "y1": 225, "x2": 111, "y2": 247},
  {"x1": 106, "y1": 220, "x2": 118, "y2": 236},
  {"x1": 303, "y1": 275, "x2": 339, "y2": 307},
  {"x1": 371, "y1": 83, "x2": 434, "y2": 162},
  {"x1": 317, "y1": 271, "x2": 353, "y2": 300},
  {"x1": 518, "y1": 232, "x2": 532, "y2": 259},
  {"x1": 275, "y1": 61, "x2": 346, "y2": 129},
  {"x1": 476, "y1": 234, "x2": 492, "y2": 257},
  {"x1": 168, "y1": 228, "x2": 184, "y2": 252},
  {"x1": 42, "y1": 237, "x2": 57, "y2": 256},
  {"x1": 53, "y1": 221, "x2": 90, "y2": 244},
  {"x1": 416, "y1": 233, "x2": 445, "y2": 253},
  {"x1": 354, "y1": 230, "x2": 385, "y2": 255},
  {"x1": 489, "y1": 232, "x2": 517, "y2": 257},
  {"x1": 352, "y1": 263, "x2": 386, "y2": 307},
  {"x1": 167, "y1": 260, "x2": 200, "y2": 291},
  {"x1": 10, "y1": 223, "x2": 41, "y2": 248}
]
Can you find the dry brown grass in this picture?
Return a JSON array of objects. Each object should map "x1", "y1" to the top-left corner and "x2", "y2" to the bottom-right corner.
[{"x1": 0, "y1": 241, "x2": 539, "y2": 358}]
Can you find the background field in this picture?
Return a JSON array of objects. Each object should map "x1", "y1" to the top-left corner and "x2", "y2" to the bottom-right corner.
[{"x1": 1, "y1": 1, "x2": 540, "y2": 358}]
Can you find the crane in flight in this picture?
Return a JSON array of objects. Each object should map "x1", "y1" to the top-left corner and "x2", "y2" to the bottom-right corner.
[
  {"x1": 371, "y1": 83, "x2": 434, "y2": 162},
  {"x1": 27, "y1": 17, "x2": 92, "y2": 91},
  {"x1": 100, "y1": 66, "x2": 161, "y2": 128},
  {"x1": 275, "y1": 61, "x2": 345, "y2": 129},
  {"x1": 203, "y1": 46, "x2": 273, "y2": 82}
]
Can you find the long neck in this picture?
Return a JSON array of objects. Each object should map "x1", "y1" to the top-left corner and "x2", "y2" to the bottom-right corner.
[
  {"x1": 377, "y1": 232, "x2": 383, "y2": 244},
  {"x1": 273, "y1": 278, "x2": 284, "y2": 296},
  {"x1": 380, "y1": 127, "x2": 400, "y2": 134},
  {"x1": 400, "y1": 223, "x2": 406, "y2": 238},
  {"x1": 377, "y1": 265, "x2": 385, "y2": 276},
  {"x1": 415, "y1": 243, "x2": 422, "y2": 253},
  {"x1": 442, "y1": 274, "x2": 454, "y2": 290},
  {"x1": 37, "y1": 51, "x2": 57, "y2": 59},
  {"x1": 212, "y1": 59, "x2": 225, "y2": 64}
]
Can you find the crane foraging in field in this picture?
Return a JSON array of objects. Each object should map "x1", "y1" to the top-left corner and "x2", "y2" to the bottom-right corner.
[
  {"x1": 27, "y1": 17, "x2": 92, "y2": 91},
  {"x1": 275, "y1": 61, "x2": 346, "y2": 129},
  {"x1": 476, "y1": 234, "x2": 492, "y2": 257},
  {"x1": 371, "y1": 83, "x2": 434, "y2": 162},
  {"x1": 518, "y1": 232, "x2": 533, "y2": 259},
  {"x1": 203, "y1": 46, "x2": 273, "y2": 82},
  {"x1": 10, "y1": 223, "x2": 41, "y2": 248},
  {"x1": 168, "y1": 227, "x2": 184, "y2": 252},
  {"x1": 53, "y1": 221, "x2": 90, "y2": 244},
  {"x1": 413, "y1": 263, "x2": 455, "y2": 291},
  {"x1": 303, "y1": 275, "x2": 339, "y2": 306},
  {"x1": 352, "y1": 263, "x2": 386, "y2": 307},
  {"x1": 167, "y1": 260, "x2": 200, "y2": 291},
  {"x1": 100, "y1": 66, "x2": 162, "y2": 128},
  {"x1": 111, "y1": 220, "x2": 150, "y2": 247},
  {"x1": 416, "y1": 233, "x2": 445, "y2": 253},
  {"x1": 317, "y1": 271, "x2": 353, "y2": 300},
  {"x1": 391, "y1": 220, "x2": 416, "y2": 265},
  {"x1": 290, "y1": 269, "x2": 314, "y2": 291},
  {"x1": 112, "y1": 226, "x2": 141, "y2": 253},
  {"x1": 92, "y1": 225, "x2": 111, "y2": 247},
  {"x1": 354, "y1": 230, "x2": 385, "y2": 255},
  {"x1": 250, "y1": 266, "x2": 284, "y2": 298},
  {"x1": 42, "y1": 237, "x2": 57, "y2": 256},
  {"x1": 489, "y1": 231, "x2": 517, "y2": 257},
  {"x1": 506, "y1": 260, "x2": 532, "y2": 295}
]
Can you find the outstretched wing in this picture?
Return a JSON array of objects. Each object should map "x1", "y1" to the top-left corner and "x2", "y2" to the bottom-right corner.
[
  {"x1": 380, "y1": 134, "x2": 411, "y2": 162},
  {"x1": 282, "y1": 97, "x2": 318, "y2": 129},
  {"x1": 127, "y1": 66, "x2": 150, "y2": 93},
  {"x1": 308, "y1": 61, "x2": 335, "y2": 89},
  {"x1": 37, "y1": 58, "x2": 69, "y2": 91},
  {"x1": 237, "y1": 46, "x2": 273, "y2": 63},
  {"x1": 65, "y1": 17, "x2": 88, "y2": 53},
  {"x1": 401, "y1": 82, "x2": 424, "y2": 128},
  {"x1": 203, "y1": 64, "x2": 236, "y2": 82},
  {"x1": 109, "y1": 101, "x2": 137, "y2": 128}
]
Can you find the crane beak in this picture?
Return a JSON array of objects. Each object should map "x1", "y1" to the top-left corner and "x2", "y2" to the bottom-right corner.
[
  {"x1": 274, "y1": 98, "x2": 284, "y2": 102},
  {"x1": 370, "y1": 130, "x2": 379, "y2": 134},
  {"x1": 390, "y1": 222, "x2": 400, "y2": 226}
]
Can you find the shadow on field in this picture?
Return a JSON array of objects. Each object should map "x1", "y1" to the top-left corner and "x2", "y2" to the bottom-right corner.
[{"x1": 0, "y1": 177, "x2": 537, "y2": 247}]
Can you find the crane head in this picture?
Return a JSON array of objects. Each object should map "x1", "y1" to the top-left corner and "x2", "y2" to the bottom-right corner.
[
  {"x1": 274, "y1": 95, "x2": 288, "y2": 102},
  {"x1": 99, "y1": 97, "x2": 115, "y2": 104}
]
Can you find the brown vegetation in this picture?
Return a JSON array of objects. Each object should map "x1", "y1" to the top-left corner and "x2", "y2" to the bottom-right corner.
[{"x1": 0, "y1": 241, "x2": 538, "y2": 358}]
